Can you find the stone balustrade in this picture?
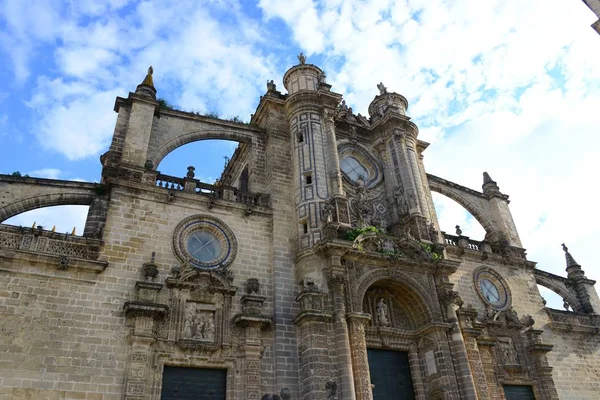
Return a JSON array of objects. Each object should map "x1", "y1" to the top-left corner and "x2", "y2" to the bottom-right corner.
[
  {"x1": 155, "y1": 173, "x2": 270, "y2": 207},
  {"x1": 442, "y1": 232, "x2": 527, "y2": 259},
  {"x1": 0, "y1": 224, "x2": 102, "y2": 261}
]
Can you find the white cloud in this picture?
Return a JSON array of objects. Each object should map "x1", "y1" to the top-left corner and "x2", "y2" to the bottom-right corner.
[
  {"x1": 27, "y1": 168, "x2": 62, "y2": 179},
  {"x1": 258, "y1": 0, "x2": 600, "y2": 288}
]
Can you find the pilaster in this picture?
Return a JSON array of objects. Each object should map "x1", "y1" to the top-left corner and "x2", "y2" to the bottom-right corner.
[{"x1": 346, "y1": 313, "x2": 372, "y2": 400}]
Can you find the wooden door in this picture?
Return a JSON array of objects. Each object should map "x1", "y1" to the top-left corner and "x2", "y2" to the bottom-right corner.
[{"x1": 367, "y1": 348, "x2": 416, "y2": 400}]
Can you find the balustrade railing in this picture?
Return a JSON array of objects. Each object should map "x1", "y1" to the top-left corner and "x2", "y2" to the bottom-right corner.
[
  {"x1": 156, "y1": 174, "x2": 184, "y2": 190},
  {"x1": 154, "y1": 173, "x2": 269, "y2": 207},
  {"x1": 442, "y1": 232, "x2": 526, "y2": 258}
]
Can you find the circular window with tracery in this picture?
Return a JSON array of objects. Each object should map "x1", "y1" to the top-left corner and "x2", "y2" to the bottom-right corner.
[
  {"x1": 474, "y1": 267, "x2": 511, "y2": 310},
  {"x1": 173, "y1": 215, "x2": 237, "y2": 270},
  {"x1": 337, "y1": 143, "x2": 383, "y2": 188}
]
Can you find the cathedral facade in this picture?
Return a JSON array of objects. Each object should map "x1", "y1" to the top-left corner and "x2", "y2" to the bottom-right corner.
[{"x1": 1, "y1": 58, "x2": 600, "y2": 400}]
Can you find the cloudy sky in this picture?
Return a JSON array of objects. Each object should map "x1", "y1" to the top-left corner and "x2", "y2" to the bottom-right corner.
[{"x1": 1, "y1": 0, "x2": 599, "y2": 307}]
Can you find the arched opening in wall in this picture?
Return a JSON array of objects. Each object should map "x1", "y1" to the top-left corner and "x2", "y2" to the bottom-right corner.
[
  {"x1": 2, "y1": 205, "x2": 90, "y2": 236},
  {"x1": 537, "y1": 285, "x2": 566, "y2": 310},
  {"x1": 431, "y1": 192, "x2": 486, "y2": 240},
  {"x1": 156, "y1": 139, "x2": 243, "y2": 189}
]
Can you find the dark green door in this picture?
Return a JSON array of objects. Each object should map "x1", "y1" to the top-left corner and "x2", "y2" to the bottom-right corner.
[
  {"x1": 161, "y1": 367, "x2": 226, "y2": 400},
  {"x1": 503, "y1": 385, "x2": 535, "y2": 400},
  {"x1": 367, "y1": 348, "x2": 416, "y2": 400}
]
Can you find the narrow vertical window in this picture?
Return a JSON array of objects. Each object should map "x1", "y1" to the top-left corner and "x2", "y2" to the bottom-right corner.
[
  {"x1": 306, "y1": 174, "x2": 312, "y2": 185},
  {"x1": 303, "y1": 223, "x2": 308, "y2": 234}
]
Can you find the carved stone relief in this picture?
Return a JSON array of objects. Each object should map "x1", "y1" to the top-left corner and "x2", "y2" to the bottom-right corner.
[{"x1": 183, "y1": 302, "x2": 216, "y2": 341}]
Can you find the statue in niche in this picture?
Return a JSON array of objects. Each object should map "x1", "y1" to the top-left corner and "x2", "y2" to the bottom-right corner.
[
  {"x1": 183, "y1": 303, "x2": 215, "y2": 341},
  {"x1": 394, "y1": 186, "x2": 409, "y2": 217},
  {"x1": 376, "y1": 298, "x2": 391, "y2": 327}
]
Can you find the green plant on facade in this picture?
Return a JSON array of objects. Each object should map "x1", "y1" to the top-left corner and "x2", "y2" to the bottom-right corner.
[
  {"x1": 421, "y1": 243, "x2": 443, "y2": 261},
  {"x1": 344, "y1": 225, "x2": 381, "y2": 241}
]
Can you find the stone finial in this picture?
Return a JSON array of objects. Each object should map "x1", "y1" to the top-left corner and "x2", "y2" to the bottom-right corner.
[
  {"x1": 135, "y1": 66, "x2": 157, "y2": 99},
  {"x1": 246, "y1": 278, "x2": 260, "y2": 294},
  {"x1": 562, "y1": 243, "x2": 581, "y2": 270},
  {"x1": 142, "y1": 251, "x2": 159, "y2": 281},
  {"x1": 297, "y1": 52, "x2": 306, "y2": 64},
  {"x1": 482, "y1": 171, "x2": 502, "y2": 197},
  {"x1": 377, "y1": 82, "x2": 387, "y2": 95},
  {"x1": 186, "y1": 166, "x2": 195, "y2": 179},
  {"x1": 141, "y1": 66, "x2": 154, "y2": 87},
  {"x1": 483, "y1": 171, "x2": 495, "y2": 184}
]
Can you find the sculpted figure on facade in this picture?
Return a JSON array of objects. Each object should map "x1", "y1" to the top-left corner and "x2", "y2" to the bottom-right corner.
[
  {"x1": 376, "y1": 298, "x2": 391, "y2": 327},
  {"x1": 394, "y1": 185, "x2": 409, "y2": 217}
]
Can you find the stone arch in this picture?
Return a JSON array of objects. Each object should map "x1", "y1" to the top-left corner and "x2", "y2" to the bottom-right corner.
[
  {"x1": 355, "y1": 268, "x2": 437, "y2": 327},
  {"x1": 0, "y1": 192, "x2": 96, "y2": 223},
  {"x1": 428, "y1": 180, "x2": 498, "y2": 241},
  {"x1": 148, "y1": 129, "x2": 256, "y2": 168},
  {"x1": 535, "y1": 275, "x2": 580, "y2": 312}
]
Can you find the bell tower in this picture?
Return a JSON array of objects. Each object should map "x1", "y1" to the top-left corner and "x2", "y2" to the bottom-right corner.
[
  {"x1": 283, "y1": 54, "x2": 347, "y2": 249},
  {"x1": 368, "y1": 83, "x2": 434, "y2": 240}
]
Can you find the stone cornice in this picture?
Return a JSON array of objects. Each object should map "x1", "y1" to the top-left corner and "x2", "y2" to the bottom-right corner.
[{"x1": 0, "y1": 248, "x2": 108, "y2": 274}]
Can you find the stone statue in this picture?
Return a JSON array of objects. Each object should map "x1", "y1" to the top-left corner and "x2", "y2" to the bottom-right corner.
[
  {"x1": 455, "y1": 225, "x2": 463, "y2": 236},
  {"x1": 394, "y1": 186, "x2": 409, "y2": 217},
  {"x1": 183, "y1": 303, "x2": 195, "y2": 338},
  {"x1": 318, "y1": 71, "x2": 327, "y2": 85},
  {"x1": 321, "y1": 202, "x2": 334, "y2": 223},
  {"x1": 297, "y1": 52, "x2": 306, "y2": 64},
  {"x1": 266, "y1": 80, "x2": 276, "y2": 92},
  {"x1": 428, "y1": 222, "x2": 439, "y2": 243},
  {"x1": 348, "y1": 125, "x2": 358, "y2": 142},
  {"x1": 376, "y1": 298, "x2": 390, "y2": 327},
  {"x1": 377, "y1": 82, "x2": 387, "y2": 95},
  {"x1": 339, "y1": 99, "x2": 348, "y2": 111}
]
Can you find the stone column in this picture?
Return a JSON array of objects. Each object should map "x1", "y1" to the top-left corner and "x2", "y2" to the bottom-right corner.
[
  {"x1": 294, "y1": 280, "x2": 333, "y2": 400},
  {"x1": 346, "y1": 313, "x2": 372, "y2": 400},
  {"x1": 323, "y1": 108, "x2": 344, "y2": 198},
  {"x1": 327, "y1": 274, "x2": 356, "y2": 400},
  {"x1": 477, "y1": 340, "x2": 502, "y2": 399},
  {"x1": 438, "y1": 288, "x2": 478, "y2": 400},
  {"x1": 457, "y1": 309, "x2": 490, "y2": 400}
]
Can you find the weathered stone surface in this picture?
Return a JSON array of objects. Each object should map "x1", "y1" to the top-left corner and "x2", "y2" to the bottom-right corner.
[{"x1": 0, "y1": 60, "x2": 599, "y2": 400}]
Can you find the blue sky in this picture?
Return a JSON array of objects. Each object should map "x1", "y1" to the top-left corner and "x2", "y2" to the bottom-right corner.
[{"x1": 1, "y1": 0, "x2": 599, "y2": 307}]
